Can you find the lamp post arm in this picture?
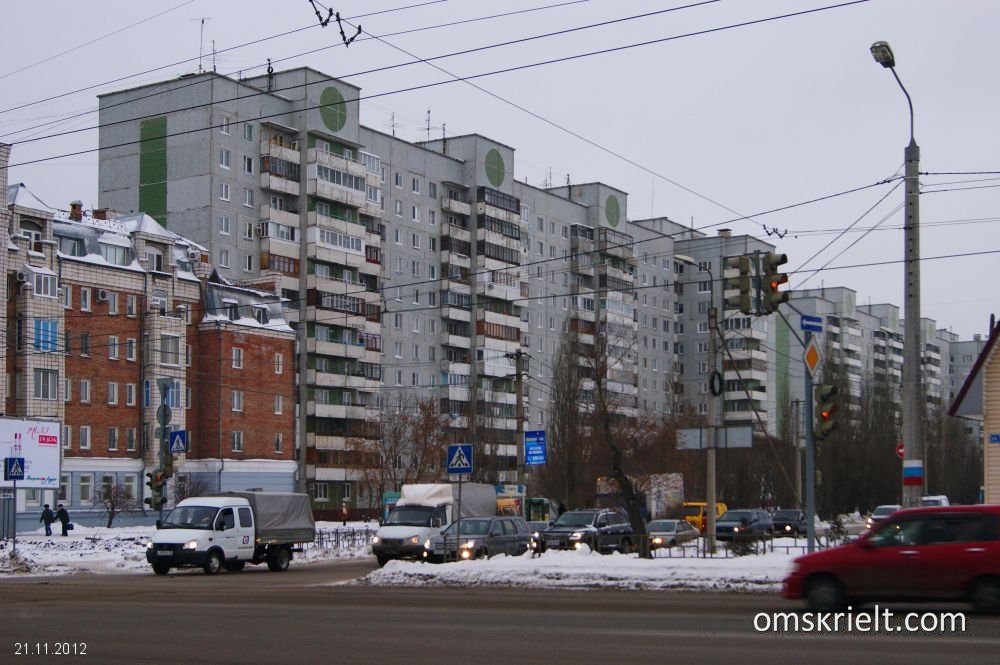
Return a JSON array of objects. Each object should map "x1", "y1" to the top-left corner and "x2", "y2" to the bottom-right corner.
[{"x1": 889, "y1": 67, "x2": 915, "y2": 145}]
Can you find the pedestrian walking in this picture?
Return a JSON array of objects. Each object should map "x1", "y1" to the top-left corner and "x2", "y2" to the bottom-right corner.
[
  {"x1": 56, "y1": 503, "x2": 71, "y2": 536},
  {"x1": 39, "y1": 504, "x2": 55, "y2": 536},
  {"x1": 340, "y1": 501, "x2": 349, "y2": 527}
]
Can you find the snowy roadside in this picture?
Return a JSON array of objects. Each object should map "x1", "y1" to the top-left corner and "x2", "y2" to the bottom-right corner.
[{"x1": 2, "y1": 522, "x2": 800, "y2": 592}]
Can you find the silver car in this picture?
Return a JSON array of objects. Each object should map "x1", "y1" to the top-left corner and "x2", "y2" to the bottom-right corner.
[
  {"x1": 647, "y1": 519, "x2": 700, "y2": 549},
  {"x1": 422, "y1": 516, "x2": 532, "y2": 563}
]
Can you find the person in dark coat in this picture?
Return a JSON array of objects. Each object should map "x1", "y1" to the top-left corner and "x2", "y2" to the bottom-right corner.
[
  {"x1": 55, "y1": 504, "x2": 70, "y2": 536},
  {"x1": 39, "y1": 504, "x2": 55, "y2": 536}
]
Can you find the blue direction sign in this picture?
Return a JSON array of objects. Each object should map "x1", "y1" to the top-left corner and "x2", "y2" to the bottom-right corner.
[
  {"x1": 800, "y1": 315, "x2": 823, "y2": 333},
  {"x1": 4, "y1": 457, "x2": 26, "y2": 481},
  {"x1": 168, "y1": 430, "x2": 188, "y2": 454},
  {"x1": 447, "y1": 444, "x2": 474, "y2": 475},
  {"x1": 524, "y1": 430, "x2": 547, "y2": 466},
  {"x1": 990, "y1": 433, "x2": 1000, "y2": 444}
]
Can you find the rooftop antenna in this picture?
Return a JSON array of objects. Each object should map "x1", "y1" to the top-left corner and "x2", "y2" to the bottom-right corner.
[
  {"x1": 191, "y1": 18, "x2": 211, "y2": 73},
  {"x1": 426, "y1": 109, "x2": 431, "y2": 141},
  {"x1": 390, "y1": 112, "x2": 396, "y2": 137},
  {"x1": 212, "y1": 40, "x2": 217, "y2": 72}
]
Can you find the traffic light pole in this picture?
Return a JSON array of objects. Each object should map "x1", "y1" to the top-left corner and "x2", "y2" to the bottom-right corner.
[{"x1": 705, "y1": 305, "x2": 719, "y2": 555}]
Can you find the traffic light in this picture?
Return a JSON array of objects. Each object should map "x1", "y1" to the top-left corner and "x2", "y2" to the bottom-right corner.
[
  {"x1": 814, "y1": 384, "x2": 839, "y2": 440},
  {"x1": 162, "y1": 453, "x2": 174, "y2": 479},
  {"x1": 144, "y1": 470, "x2": 166, "y2": 509},
  {"x1": 761, "y1": 252, "x2": 790, "y2": 314},
  {"x1": 724, "y1": 255, "x2": 753, "y2": 315}
]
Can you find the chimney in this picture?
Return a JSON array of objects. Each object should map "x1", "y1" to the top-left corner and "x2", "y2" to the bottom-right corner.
[
  {"x1": 93, "y1": 208, "x2": 108, "y2": 220},
  {"x1": 69, "y1": 200, "x2": 83, "y2": 221},
  {"x1": 0, "y1": 143, "x2": 10, "y2": 203},
  {"x1": 717, "y1": 228, "x2": 732, "y2": 238}
]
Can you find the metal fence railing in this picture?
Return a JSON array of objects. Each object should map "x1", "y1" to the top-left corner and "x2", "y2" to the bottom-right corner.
[
  {"x1": 310, "y1": 527, "x2": 376, "y2": 551},
  {"x1": 639, "y1": 532, "x2": 852, "y2": 558}
]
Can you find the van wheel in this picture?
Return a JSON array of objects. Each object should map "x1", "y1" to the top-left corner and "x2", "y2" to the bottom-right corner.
[
  {"x1": 224, "y1": 561, "x2": 246, "y2": 572},
  {"x1": 151, "y1": 563, "x2": 170, "y2": 576},
  {"x1": 805, "y1": 575, "x2": 845, "y2": 612},
  {"x1": 203, "y1": 551, "x2": 223, "y2": 575},
  {"x1": 619, "y1": 539, "x2": 632, "y2": 554},
  {"x1": 375, "y1": 554, "x2": 389, "y2": 567},
  {"x1": 267, "y1": 547, "x2": 291, "y2": 572},
  {"x1": 970, "y1": 578, "x2": 1000, "y2": 614}
]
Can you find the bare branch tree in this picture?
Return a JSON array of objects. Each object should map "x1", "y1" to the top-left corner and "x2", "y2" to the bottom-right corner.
[{"x1": 98, "y1": 480, "x2": 139, "y2": 528}]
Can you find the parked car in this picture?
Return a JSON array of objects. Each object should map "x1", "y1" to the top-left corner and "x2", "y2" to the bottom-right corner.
[
  {"x1": 526, "y1": 520, "x2": 550, "y2": 555},
  {"x1": 542, "y1": 509, "x2": 633, "y2": 554},
  {"x1": 715, "y1": 509, "x2": 773, "y2": 541},
  {"x1": 647, "y1": 519, "x2": 699, "y2": 550},
  {"x1": 682, "y1": 501, "x2": 728, "y2": 533},
  {"x1": 866, "y1": 504, "x2": 903, "y2": 530},
  {"x1": 921, "y1": 495, "x2": 950, "y2": 507},
  {"x1": 771, "y1": 509, "x2": 809, "y2": 536},
  {"x1": 784, "y1": 505, "x2": 1000, "y2": 613},
  {"x1": 422, "y1": 516, "x2": 532, "y2": 562}
]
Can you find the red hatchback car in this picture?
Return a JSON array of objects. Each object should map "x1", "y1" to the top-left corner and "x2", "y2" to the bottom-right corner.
[{"x1": 783, "y1": 505, "x2": 1000, "y2": 613}]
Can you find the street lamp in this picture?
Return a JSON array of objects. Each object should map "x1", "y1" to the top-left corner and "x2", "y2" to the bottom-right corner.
[
  {"x1": 871, "y1": 40, "x2": 924, "y2": 505},
  {"x1": 676, "y1": 254, "x2": 719, "y2": 554}
]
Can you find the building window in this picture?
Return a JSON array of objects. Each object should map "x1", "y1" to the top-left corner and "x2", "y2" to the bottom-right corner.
[
  {"x1": 126, "y1": 294, "x2": 137, "y2": 316},
  {"x1": 244, "y1": 221, "x2": 254, "y2": 240},
  {"x1": 274, "y1": 432, "x2": 283, "y2": 453},
  {"x1": 58, "y1": 474, "x2": 69, "y2": 501},
  {"x1": 219, "y1": 148, "x2": 231, "y2": 169},
  {"x1": 123, "y1": 474, "x2": 136, "y2": 500},
  {"x1": 219, "y1": 249, "x2": 230, "y2": 268},
  {"x1": 80, "y1": 426, "x2": 92, "y2": 451},
  {"x1": 81, "y1": 287, "x2": 91, "y2": 311},
  {"x1": 243, "y1": 188, "x2": 254, "y2": 208},
  {"x1": 274, "y1": 395, "x2": 283, "y2": 415},
  {"x1": 108, "y1": 336, "x2": 119, "y2": 359},
  {"x1": 232, "y1": 390, "x2": 244, "y2": 412},
  {"x1": 107, "y1": 382, "x2": 118, "y2": 405},
  {"x1": 220, "y1": 115, "x2": 231, "y2": 134},
  {"x1": 126, "y1": 428, "x2": 137, "y2": 451},
  {"x1": 62, "y1": 285, "x2": 72, "y2": 309},
  {"x1": 243, "y1": 123, "x2": 254, "y2": 141},
  {"x1": 232, "y1": 431, "x2": 244, "y2": 452},
  {"x1": 244, "y1": 254, "x2": 253, "y2": 272},
  {"x1": 126, "y1": 383, "x2": 136, "y2": 406},
  {"x1": 34, "y1": 369, "x2": 58, "y2": 400},
  {"x1": 160, "y1": 334, "x2": 180, "y2": 366},
  {"x1": 411, "y1": 177, "x2": 420, "y2": 194},
  {"x1": 232, "y1": 347, "x2": 244, "y2": 368},
  {"x1": 33, "y1": 319, "x2": 58, "y2": 352},
  {"x1": 219, "y1": 182, "x2": 230, "y2": 201},
  {"x1": 107, "y1": 428, "x2": 118, "y2": 452},
  {"x1": 274, "y1": 353, "x2": 284, "y2": 374},
  {"x1": 80, "y1": 379, "x2": 91, "y2": 403},
  {"x1": 126, "y1": 338, "x2": 136, "y2": 361},
  {"x1": 219, "y1": 214, "x2": 231, "y2": 235},
  {"x1": 394, "y1": 172, "x2": 402, "y2": 188},
  {"x1": 63, "y1": 378, "x2": 71, "y2": 402},
  {"x1": 79, "y1": 474, "x2": 93, "y2": 503},
  {"x1": 411, "y1": 206, "x2": 420, "y2": 222},
  {"x1": 243, "y1": 155, "x2": 254, "y2": 174},
  {"x1": 429, "y1": 182, "x2": 437, "y2": 198},
  {"x1": 108, "y1": 292, "x2": 119, "y2": 315}
]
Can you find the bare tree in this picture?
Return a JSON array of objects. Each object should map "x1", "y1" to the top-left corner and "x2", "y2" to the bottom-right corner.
[
  {"x1": 98, "y1": 480, "x2": 139, "y2": 528},
  {"x1": 347, "y1": 395, "x2": 446, "y2": 513},
  {"x1": 172, "y1": 474, "x2": 213, "y2": 504}
]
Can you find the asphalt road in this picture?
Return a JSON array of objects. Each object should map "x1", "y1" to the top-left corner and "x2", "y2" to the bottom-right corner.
[{"x1": 2, "y1": 559, "x2": 999, "y2": 664}]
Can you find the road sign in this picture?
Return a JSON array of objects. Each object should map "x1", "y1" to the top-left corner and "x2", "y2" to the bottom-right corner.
[
  {"x1": 524, "y1": 430, "x2": 547, "y2": 466},
  {"x1": 168, "y1": 430, "x2": 188, "y2": 454},
  {"x1": 4, "y1": 457, "x2": 25, "y2": 481},
  {"x1": 803, "y1": 337, "x2": 823, "y2": 379},
  {"x1": 896, "y1": 442, "x2": 905, "y2": 459},
  {"x1": 990, "y1": 433, "x2": 1000, "y2": 444},
  {"x1": 156, "y1": 404, "x2": 172, "y2": 427},
  {"x1": 447, "y1": 444, "x2": 473, "y2": 475},
  {"x1": 800, "y1": 315, "x2": 823, "y2": 333}
]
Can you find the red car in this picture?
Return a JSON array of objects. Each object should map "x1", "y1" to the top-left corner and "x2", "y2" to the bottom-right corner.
[{"x1": 783, "y1": 505, "x2": 1000, "y2": 613}]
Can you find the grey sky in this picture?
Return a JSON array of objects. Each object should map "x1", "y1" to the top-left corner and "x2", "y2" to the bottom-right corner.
[{"x1": 2, "y1": 0, "x2": 997, "y2": 339}]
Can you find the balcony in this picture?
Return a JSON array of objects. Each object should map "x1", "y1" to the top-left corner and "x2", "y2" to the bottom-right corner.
[
  {"x1": 441, "y1": 196, "x2": 472, "y2": 217},
  {"x1": 308, "y1": 179, "x2": 366, "y2": 209},
  {"x1": 260, "y1": 140, "x2": 299, "y2": 163},
  {"x1": 261, "y1": 172, "x2": 300, "y2": 196},
  {"x1": 309, "y1": 148, "x2": 368, "y2": 180},
  {"x1": 260, "y1": 205, "x2": 300, "y2": 228}
]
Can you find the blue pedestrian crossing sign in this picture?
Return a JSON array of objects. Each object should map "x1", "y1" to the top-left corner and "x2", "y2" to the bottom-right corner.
[
  {"x1": 168, "y1": 430, "x2": 188, "y2": 454},
  {"x1": 4, "y1": 457, "x2": 26, "y2": 481},
  {"x1": 447, "y1": 444, "x2": 473, "y2": 475}
]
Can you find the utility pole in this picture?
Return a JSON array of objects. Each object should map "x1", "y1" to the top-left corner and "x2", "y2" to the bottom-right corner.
[
  {"x1": 705, "y1": 305, "x2": 719, "y2": 554},
  {"x1": 508, "y1": 349, "x2": 525, "y2": 485},
  {"x1": 792, "y1": 399, "x2": 802, "y2": 507}
]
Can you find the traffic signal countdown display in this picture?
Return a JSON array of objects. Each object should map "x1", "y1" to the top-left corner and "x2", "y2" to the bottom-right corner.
[{"x1": 814, "y1": 384, "x2": 839, "y2": 440}]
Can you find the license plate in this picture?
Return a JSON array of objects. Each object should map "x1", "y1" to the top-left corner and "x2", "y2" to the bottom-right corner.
[{"x1": 156, "y1": 550, "x2": 172, "y2": 556}]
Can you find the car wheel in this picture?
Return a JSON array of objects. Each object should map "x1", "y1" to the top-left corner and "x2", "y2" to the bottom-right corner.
[
  {"x1": 805, "y1": 575, "x2": 845, "y2": 612},
  {"x1": 151, "y1": 563, "x2": 170, "y2": 576},
  {"x1": 267, "y1": 547, "x2": 291, "y2": 572},
  {"x1": 619, "y1": 538, "x2": 632, "y2": 554},
  {"x1": 203, "y1": 550, "x2": 223, "y2": 575},
  {"x1": 668, "y1": 538, "x2": 677, "y2": 548},
  {"x1": 970, "y1": 577, "x2": 1000, "y2": 614},
  {"x1": 375, "y1": 554, "x2": 389, "y2": 567}
]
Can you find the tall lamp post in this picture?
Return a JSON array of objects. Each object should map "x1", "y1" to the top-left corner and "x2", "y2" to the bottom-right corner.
[
  {"x1": 871, "y1": 41, "x2": 924, "y2": 505},
  {"x1": 677, "y1": 254, "x2": 718, "y2": 553}
]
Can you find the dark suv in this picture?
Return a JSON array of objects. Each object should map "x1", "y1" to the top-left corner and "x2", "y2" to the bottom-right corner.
[{"x1": 542, "y1": 509, "x2": 633, "y2": 554}]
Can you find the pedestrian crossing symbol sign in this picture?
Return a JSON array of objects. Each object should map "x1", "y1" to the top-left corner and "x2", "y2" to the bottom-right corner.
[
  {"x1": 446, "y1": 444, "x2": 473, "y2": 475},
  {"x1": 4, "y1": 456, "x2": 25, "y2": 481},
  {"x1": 168, "y1": 430, "x2": 188, "y2": 454}
]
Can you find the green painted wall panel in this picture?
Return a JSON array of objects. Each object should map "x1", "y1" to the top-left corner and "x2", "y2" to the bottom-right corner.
[{"x1": 139, "y1": 116, "x2": 167, "y2": 225}]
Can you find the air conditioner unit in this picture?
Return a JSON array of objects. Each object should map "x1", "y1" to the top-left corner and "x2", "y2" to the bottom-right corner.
[
  {"x1": 96, "y1": 289, "x2": 109, "y2": 302},
  {"x1": 186, "y1": 248, "x2": 200, "y2": 261},
  {"x1": 255, "y1": 223, "x2": 267, "y2": 238},
  {"x1": 15, "y1": 270, "x2": 27, "y2": 283},
  {"x1": 291, "y1": 140, "x2": 300, "y2": 151}
]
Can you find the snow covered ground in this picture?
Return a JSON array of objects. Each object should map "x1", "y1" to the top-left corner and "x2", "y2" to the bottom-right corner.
[{"x1": 0, "y1": 521, "x2": 812, "y2": 592}]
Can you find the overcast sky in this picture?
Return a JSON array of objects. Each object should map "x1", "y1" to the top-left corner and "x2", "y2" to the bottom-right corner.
[{"x1": 2, "y1": 0, "x2": 997, "y2": 339}]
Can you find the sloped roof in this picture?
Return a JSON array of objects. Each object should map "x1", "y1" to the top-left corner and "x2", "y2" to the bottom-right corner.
[
  {"x1": 949, "y1": 322, "x2": 1000, "y2": 420},
  {"x1": 6, "y1": 183, "x2": 53, "y2": 212}
]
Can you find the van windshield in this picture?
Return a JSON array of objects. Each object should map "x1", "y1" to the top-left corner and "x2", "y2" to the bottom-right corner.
[
  {"x1": 682, "y1": 505, "x2": 703, "y2": 517},
  {"x1": 159, "y1": 506, "x2": 217, "y2": 530},
  {"x1": 384, "y1": 505, "x2": 435, "y2": 526}
]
